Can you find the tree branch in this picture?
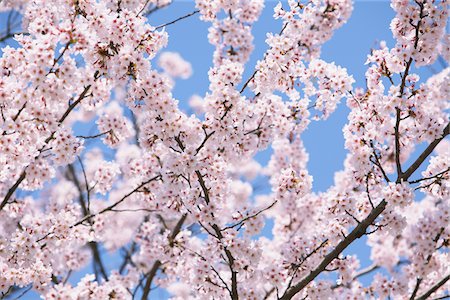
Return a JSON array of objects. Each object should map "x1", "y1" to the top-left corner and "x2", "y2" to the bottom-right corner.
[
  {"x1": 195, "y1": 171, "x2": 210, "y2": 205},
  {"x1": 239, "y1": 22, "x2": 289, "y2": 94},
  {"x1": 410, "y1": 278, "x2": 423, "y2": 300},
  {"x1": 71, "y1": 174, "x2": 161, "y2": 227},
  {"x1": 394, "y1": 0, "x2": 426, "y2": 182},
  {"x1": 279, "y1": 199, "x2": 387, "y2": 300},
  {"x1": 416, "y1": 274, "x2": 450, "y2": 300},
  {"x1": 394, "y1": 107, "x2": 403, "y2": 179},
  {"x1": 140, "y1": 260, "x2": 162, "y2": 300},
  {"x1": 332, "y1": 261, "x2": 408, "y2": 289},
  {"x1": 409, "y1": 167, "x2": 450, "y2": 184},
  {"x1": 211, "y1": 224, "x2": 239, "y2": 300},
  {"x1": 141, "y1": 214, "x2": 187, "y2": 299},
  {"x1": 0, "y1": 83, "x2": 95, "y2": 212},
  {"x1": 402, "y1": 122, "x2": 449, "y2": 181},
  {"x1": 279, "y1": 121, "x2": 449, "y2": 298},
  {"x1": 67, "y1": 164, "x2": 108, "y2": 281},
  {"x1": 221, "y1": 201, "x2": 277, "y2": 231},
  {"x1": 154, "y1": 10, "x2": 199, "y2": 30}
]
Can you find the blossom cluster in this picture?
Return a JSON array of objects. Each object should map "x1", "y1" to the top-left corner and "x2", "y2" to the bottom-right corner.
[{"x1": 0, "y1": 0, "x2": 449, "y2": 299}]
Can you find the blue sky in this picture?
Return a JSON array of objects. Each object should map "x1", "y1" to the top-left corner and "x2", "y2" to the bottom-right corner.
[{"x1": 1, "y1": 1, "x2": 447, "y2": 299}]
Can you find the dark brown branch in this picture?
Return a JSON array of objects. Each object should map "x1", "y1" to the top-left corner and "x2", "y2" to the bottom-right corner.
[
  {"x1": 0, "y1": 172, "x2": 26, "y2": 211},
  {"x1": 109, "y1": 208, "x2": 158, "y2": 213},
  {"x1": 285, "y1": 102, "x2": 449, "y2": 300},
  {"x1": 402, "y1": 122, "x2": 449, "y2": 181},
  {"x1": 195, "y1": 128, "x2": 215, "y2": 155},
  {"x1": 244, "y1": 111, "x2": 268, "y2": 136},
  {"x1": 431, "y1": 295, "x2": 450, "y2": 300},
  {"x1": 196, "y1": 171, "x2": 210, "y2": 205},
  {"x1": 48, "y1": 41, "x2": 72, "y2": 75},
  {"x1": 345, "y1": 210, "x2": 360, "y2": 224},
  {"x1": 58, "y1": 84, "x2": 92, "y2": 123},
  {"x1": 208, "y1": 267, "x2": 231, "y2": 291},
  {"x1": 279, "y1": 199, "x2": 387, "y2": 300},
  {"x1": 394, "y1": 0, "x2": 426, "y2": 182},
  {"x1": 416, "y1": 274, "x2": 450, "y2": 300},
  {"x1": 141, "y1": 261, "x2": 161, "y2": 300},
  {"x1": 77, "y1": 156, "x2": 91, "y2": 210},
  {"x1": 411, "y1": 278, "x2": 423, "y2": 300},
  {"x1": 365, "y1": 174, "x2": 375, "y2": 208},
  {"x1": 174, "y1": 135, "x2": 186, "y2": 151},
  {"x1": 12, "y1": 102, "x2": 27, "y2": 122},
  {"x1": 88, "y1": 241, "x2": 108, "y2": 282},
  {"x1": 169, "y1": 214, "x2": 187, "y2": 246},
  {"x1": 0, "y1": 31, "x2": 21, "y2": 43},
  {"x1": 76, "y1": 130, "x2": 112, "y2": 140},
  {"x1": 411, "y1": 228, "x2": 446, "y2": 299},
  {"x1": 195, "y1": 171, "x2": 239, "y2": 299},
  {"x1": 239, "y1": 22, "x2": 289, "y2": 94},
  {"x1": 141, "y1": 214, "x2": 187, "y2": 299},
  {"x1": 285, "y1": 239, "x2": 330, "y2": 292},
  {"x1": 1, "y1": 286, "x2": 14, "y2": 299},
  {"x1": 239, "y1": 70, "x2": 257, "y2": 94},
  {"x1": 8, "y1": 285, "x2": 32, "y2": 300},
  {"x1": 136, "y1": 0, "x2": 150, "y2": 16},
  {"x1": 198, "y1": 221, "x2": 219, "y2": 239},
  {"x1": 409, "y1": 167, "x2": 450, "y2": 184},
  {"x1": 394, "y1": 107, "x2": 403, "y2": 179},
  {"x1": 369, "y1": 141, "x2": 391, "y2": 183},
  {"x1": 62, "y1": 270, "x2": 72, "y2": 284},
  {"x1": 263, "y1": 287, "x2": 276, "y2": 300},
  {"x1": 130, "y1": 111, "x2": 140, "y2": 145},
  {"x1": 211, "y1": 224, "x2": 239, "y2": 300}
]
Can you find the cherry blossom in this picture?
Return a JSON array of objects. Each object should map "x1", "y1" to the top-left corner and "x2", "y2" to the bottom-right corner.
[
  {"x1": 0, "y1": 0, "x2": 449, "y2": 299},
  {"x1": 158, "y1": 51, "x2": 192, "y2": 79}
]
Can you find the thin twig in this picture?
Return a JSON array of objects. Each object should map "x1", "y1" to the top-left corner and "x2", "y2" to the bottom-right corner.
[
  {"x1": 239, "y1": 22, "x2": 289, "y2": 94},
  {"x1": 409, "y1": 167, "x2": 449, "y2": 184},
  {"x1": 11, "y1": 285, "x2": 32, "y2": 300},
  {"x1": 154, "y1": 10, "x2": 199, "y2": 31},
  {"x1": 136, "y1": 0, "x2": 150, "y2": 16},
  {"x1": 76, "y1": 130, "x2": 112, "y2": 140},
  {"x1": 221, "y1": 201, "x2": 277, "y2": 231}
]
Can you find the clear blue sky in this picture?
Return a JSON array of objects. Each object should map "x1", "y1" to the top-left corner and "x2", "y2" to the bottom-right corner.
[{"x1": 0, "y1": 1, "x2": 446, "y2": 298}]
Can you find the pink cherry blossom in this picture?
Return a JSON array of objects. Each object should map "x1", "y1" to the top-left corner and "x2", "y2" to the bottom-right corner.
[{"x1": 0, "y1": 0, "x2": 449, "y2": 299}]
